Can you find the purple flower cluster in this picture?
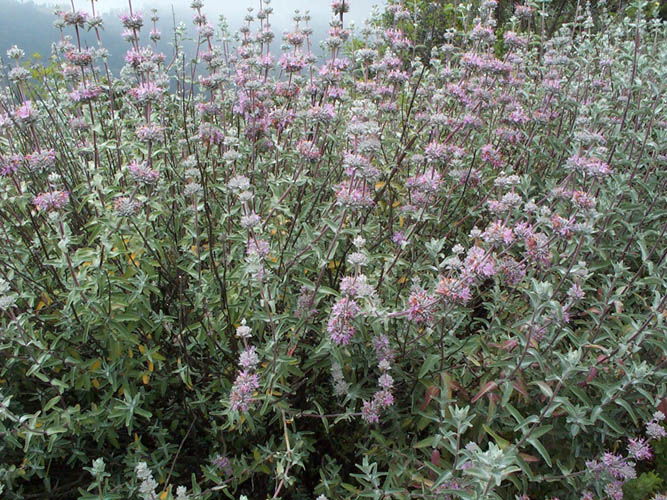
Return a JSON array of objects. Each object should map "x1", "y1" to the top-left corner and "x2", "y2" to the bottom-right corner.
[
  {"x1": 361, "y1": 335, "x2": 396, "y2": 424},
  {"x1": 113, "y1": 196, "x2": 142, "y2": 217},
  {"x1": 26, "y1": 150, "x2": 56, "y2": 173},
  {"x1": 279, "y1": 53, "x2": 307, "y2": 74},
  {"x1": 64, "y1": 48, "x2": 94, "y2": 67},
  {"x1": 120, "y1": 12, "x2": 144, "y2": 30},
  {"x1": 461, "y1": 246, "x2": 497, "y2": 282},
  {"x1": 405, "y1": 168, "x2": 443, "y2": 206},
  {"x1": 198, "y1": 123, "x2": 224, "y2": 146},
  {"x1": 297, "y1": 140, "x2": 322, "y2": 162},
  {"x1": 480, "y1": 143, "x2": 503, "y2": 168},
  {"x1": 60, "y1": 10, "x2": 88, "y2": 26},
  {"x1": 136, "y1": 124, "x2": 164, "y2": 143},
  {"x1": 69, "y1": 84, "x2": 103, "y2": 104},
  {"x1": 15, "y1": 100, "x2": 37, "y2": 125},
  {"x1": 646, "y1": 411, "x2": 666, "y2": 439},
  {"x1": 1, "y1": 154, "x2": 22, "y2": 176},
  {"x1": 436, "y1": 277, "x2": 472, "y2": 304},
  {"x1": 295, "y1": 286, "x2": 318, "y2": 320},
  {"x1": 212, "y1": 455, "x2": 233, "y2": 476},
  {"x1": 584, "y1": 411, "x2": 665, "y2": 499},
  {"x1": 230, "y1": 323, "x2": 261, "y2": 412},
  {"x1": 128, "y1": 161, "x2": 159, "y2": 185},
  {"x1": 334, "y1": 180, "x2": 374, "y2": 209},
  {"x1": 247, "y1": 238, "x2": 270, "y2": 258},
  {"x1": 407, "y1": 288, "x2": 435, "y2": 324},
  {"x1": 566, "y1": 154, "x2": 612, "y2": 177},
  {"x1": 229, "y1": 370, "x2": 259, "y2": 412},
  {"x1": 481, "y1": 220, "x2": 515, "y2": 247},
  {"x1": 327, "y1": 297, "x2": 360, "y2": 345},
  {"x1": 129, "y1": 82, "x2": 163, "y2": 104},
  {"x1": 33, "y1": 190, "x2": 69, "y2": 211}
]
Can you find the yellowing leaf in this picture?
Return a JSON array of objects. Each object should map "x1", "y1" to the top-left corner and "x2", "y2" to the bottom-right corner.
[
  {"x1": 142, "y1": 374, "x2": 150, "y2": 385},
  {"x1": 398, "y1": 276, "x2": 407, "y2": 284},
  {"x1": 399, "y1": 216, "x2": 404, "y2": 228},
  {"x1": 92, "y1": 378, "x2": 100, "y2": 388},
  {"x1": 90, "y1": 359, "x2": 101, "y2": 371},
  {"x1": 138, "y1": 345, "x2": 146, "y2": 355},
  {"x1": 159, "y1": 492, "x2": 168, "y2": 500},
  {"x1": 483, "y1": 424, "x2": 510, "y2": 449},
  {"x1": 468, "y1": 355, "x2": 481, "y2": 367},
  {"x1": 35, "y1": 293, "x2": 52, "y2": 312},
  {"x1": 375, "y1": 181, "x2": 386, "y2": 190},
  {"x1": 413, "y1": 475, "x2": 433, "y2": 488},
  {"x1": 148, "y1": 361, "x2": 154, "y2": 372}
]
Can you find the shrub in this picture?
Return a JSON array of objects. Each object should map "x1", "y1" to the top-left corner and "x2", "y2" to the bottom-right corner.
[{"x1": 0, "y1": 0, "x2": 665, "y2": 498}]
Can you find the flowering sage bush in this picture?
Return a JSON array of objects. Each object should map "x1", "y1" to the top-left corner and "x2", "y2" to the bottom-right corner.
[{"x1": 0, "y1": 0, "x2": 665, "y2": 498}]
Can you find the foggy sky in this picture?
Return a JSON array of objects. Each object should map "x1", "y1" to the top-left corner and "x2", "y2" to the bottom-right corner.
[{"x1": 29, "y1": 0, "x2": 385, "y2": 28}]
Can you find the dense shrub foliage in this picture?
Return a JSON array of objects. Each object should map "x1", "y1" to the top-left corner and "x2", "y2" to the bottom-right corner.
[
  {"x1": 390, "y1": 0, "x2": 666, "y2": 64},
  {"x1": 0, "y1": 0, "x2": 665, "y2": 498}
]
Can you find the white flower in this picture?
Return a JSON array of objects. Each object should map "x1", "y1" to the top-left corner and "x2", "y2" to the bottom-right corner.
[
  {"x1": 331, "y1": 362, "x2": 348, "y2": 396},
  {"x1": 236, "y1": 319, "x2": 252, "y2": 339},
  {"x1": 347, "y1": 252, "x2": 368, "y2": 267},
  {"x1": 228, "y1": 175, "x2": 250, "y2": 192},
  {"x1": 0, "y1": 279, "x2": 10, "y2": 295},
  {"x1": 353, "y1": 235, "x2": 366, "y2": 248},
  {"x1": 0, "y1": 295, "x2": 17, "y2": 311},
  {"x1": 240, "y1": 213, "x2": 261, "y2": 228},
  {"x1": 184, "y1": 182, "x2": 203, "y2": 197},
  {"x1": 238, "y1": 190, "x2": 254, "y2": 202},
  {"x1": 175, "y1": 485, "x2": 188, "y2": 500},
  {"x1": 135, "y1": 462, "x2": 150, "y2": 481}
]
